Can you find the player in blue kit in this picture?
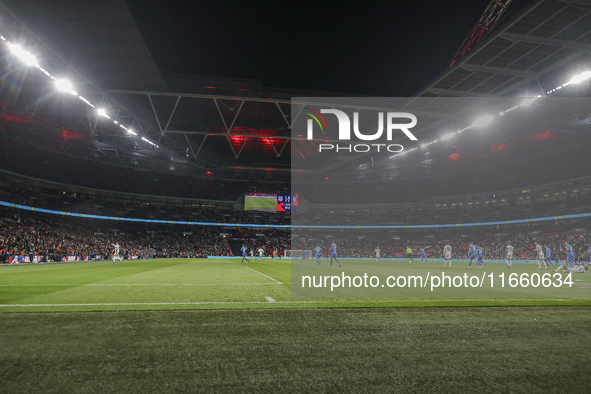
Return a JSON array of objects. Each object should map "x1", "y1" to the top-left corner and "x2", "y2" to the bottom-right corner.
[
  {"x1": 420, "y1": 248, "x2": 428, "y2": 264},
  {"x1": 467, "y1": 243, "x2": 478, "y2": 268},
  {"x1": 314, "y1": 245, "x2": 322, "y2": 266},
  {"x1": 545, "y1": 244, "x2": 553, "y2": 268},
  {"x1": 565, "y1": 242, "x2": 575, "y2": 267},
  {"x1": 555, "y1": 242, "x2": 575, "y2": 272},
  {"x1": 329, "y1": 242, "x2": 341, "y2": 268},
  {"x1": 476, "y1": 247, "x2": 484, "y2": 269},
  {"x1": 303, "y1": 250, "x2": 309, "y2": 261},
  {"x1": 240, "y1": 244, "x2": 250, "y2": 264},
  {"x1": 555, "y1": 242, "x2": 577, "y2": 273}
]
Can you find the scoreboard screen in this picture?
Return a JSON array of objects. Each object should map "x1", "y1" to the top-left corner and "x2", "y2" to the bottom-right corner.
[
  {"x1": 277, "y1": 194, "x2": 298, "y2": 212},
  {"x1": 244, "y1": 193, "x2": 298, "y2": 212}
]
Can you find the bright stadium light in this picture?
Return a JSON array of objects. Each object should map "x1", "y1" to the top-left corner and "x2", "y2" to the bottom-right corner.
[
  {"x1": 55, "y1": 79, "x2": 77, "y2": 95},
  {"x1": 55, "y1": 79, "x2": 72, "y2": 91},
  {"x1": 568, "y1": 71, "x2": 591, "y2": 85},
  {"x1": 8, "y1": 43, "x2": 38, "y2": 67},
  {"x1": 520, "y1": 97, "x2": 538, "y2": 107},
  {"x1": 472, "y1": 115, "x2": 494, "y2": 128},
  {"x1": 96, "y1": 108, "x2": 109, "y2": 118},
  {"x1": 127, "y1": 129, "x2": 137, "y2": 136}
]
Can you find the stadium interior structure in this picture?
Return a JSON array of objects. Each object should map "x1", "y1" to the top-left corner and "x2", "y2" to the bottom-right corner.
[
  {"x1": 1, "y1": 0, "x2": 591, "y2": 260},
  {"x1": 2, "y1": 1, "x2": 591, "y2": 392}
]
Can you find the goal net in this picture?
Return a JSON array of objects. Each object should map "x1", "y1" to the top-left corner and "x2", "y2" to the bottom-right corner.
[{"x1": 284, "y1": 250, "x2": 313, "y2": 259}]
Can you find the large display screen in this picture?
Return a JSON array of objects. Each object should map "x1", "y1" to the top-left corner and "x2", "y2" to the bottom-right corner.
[
  {"x1": 244, "y1": 193, "x2": 279, "y2": 211},
  {"x1": 244, "y1": 193, "x2": 298, "y2": 212},
  {"x1": 277, "y1": 193, "x2": 298, "y2": 212}
]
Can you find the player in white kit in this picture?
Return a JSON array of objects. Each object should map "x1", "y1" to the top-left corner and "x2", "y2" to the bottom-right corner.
[
  {"x1": 373, "y1": 247, "x2": 381, "y2": 263},
  {"x1": 443, "y1": 243, "x2": 452, "y2": 268},
  {"x1": 535, "y1": 242, "x2": 547, "y2": 269},
  {"x1": 112, "y1": 243, "x2": 123, "y2": 263},
  {"x1": 258, "y1": 247, "x2": 264, "y2": 261},
  {"x1": 505, "y1": 242, "x2": 514, "y2": 268}
]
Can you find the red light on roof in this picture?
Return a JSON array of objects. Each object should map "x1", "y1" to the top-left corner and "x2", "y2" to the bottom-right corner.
[
  {"x1": 1, "y1": 113, "x2": 35, "y2": 124},
  {"x1": 447, "y1": 153, "x2": 461, "y2": 161},
  {"x1": 61, "y1": 128, "x2": 83, "y2": 140},
  {"x1": 204, "y1": 86, "x2": 216, "y2": 89},
  {"x1": 324, "y1": 176, "x2": 330, "y2": 181},
  {"x1": 238, "y1": 88, "x2": 247, "y2": 91},
  {"x1": 206, "y1": 170, "x2": 213, "y2": 176},
  {"x1": 528, "y1": 130, "x2": 554, "y2": 140},
  {"x1": 490, "y1": 144, "x2": 507, "y2": 152}
]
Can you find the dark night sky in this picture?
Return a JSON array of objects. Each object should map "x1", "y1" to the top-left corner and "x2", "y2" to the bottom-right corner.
[{"x1": 127, "y1": 0, "x2": 531, "y2": 96}]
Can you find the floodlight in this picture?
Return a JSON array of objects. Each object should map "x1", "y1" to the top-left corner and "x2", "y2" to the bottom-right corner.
[
  {"x1": 96, "y1": 108, "x2": 108, "y2": 118},
  {"x1": 127, "y1": 129, "x2": 137, "y2": 136},
  {"x1": 520, "y1": 97, "x2": 537, "y2": 107},
  {"x1": 441, "y1": 132, "x2": 455, "y2": 141},
  {"x1": 55, "y1": 79, "x2": 72, "y2": 91},
  {"x1": 8, "y1": 43, "x2": 38, "y2": 67},
  {"x1": 55, "y1": 79, "x2": 77, "y2": 95},
  {"x1": 472, "y1": 115, "x2": 494, "y2": 128},
  {"x1": 568, "y1": 71, "x2": 591, "y2": 85}
]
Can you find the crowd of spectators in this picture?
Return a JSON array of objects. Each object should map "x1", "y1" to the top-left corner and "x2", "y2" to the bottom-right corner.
[
  {"x1": 1, "y1": 205, "x2": 589, "y2": 265},
  {"x1": 0, "y1": 184, "x2": 290, "y2": 226},
  {"x1": 0, "y1": 209, "x2": 233, "y2": 263},
  {"x1": 293, "y1": 222, "x2": 591, "y2": 262}
]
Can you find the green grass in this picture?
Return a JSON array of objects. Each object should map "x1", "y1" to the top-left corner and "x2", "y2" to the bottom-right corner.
[
  {"x1": 1, "y1": 259, "x2": 590, "y2": 392},
  {"x1": 1, "y1": 307, "x2": 590, "y2": 393},
  {"x1": 244, "y1": 195, "x2": 277, "y2": 210},
  {"x1": 0, "y1": 258, "x2": 589, "y2": 312}
]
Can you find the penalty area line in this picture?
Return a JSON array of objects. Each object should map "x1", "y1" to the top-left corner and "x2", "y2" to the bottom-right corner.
[{"x1": 244, "y1": 266, "x2": 283, "y2": 284}]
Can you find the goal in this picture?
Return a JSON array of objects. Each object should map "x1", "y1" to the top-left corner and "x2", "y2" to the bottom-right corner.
[{"x1": 284, "y1": 250, "x2": 313, "y2": 259}]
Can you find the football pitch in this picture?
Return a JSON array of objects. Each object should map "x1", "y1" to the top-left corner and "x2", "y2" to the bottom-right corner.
[
  {"x1": 1, "y1": 258, "x2": 590, "y2": 311},
  {"x1": 1, "y1": 259, "x2": 590, "y2": 392}
]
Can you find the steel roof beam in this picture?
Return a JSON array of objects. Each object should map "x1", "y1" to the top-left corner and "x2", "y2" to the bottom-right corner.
[{"x1": 500, "y1": 33, "x2": 591, "y2": 51}]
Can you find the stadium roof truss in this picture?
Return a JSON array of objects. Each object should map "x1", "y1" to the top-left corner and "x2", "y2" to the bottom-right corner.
[
  {"x1": 419, "y1": 0, "x2": 591, "y2": 98},
  {"x1": 0, "y1": 0, "x2": 590, "y2": 183}
]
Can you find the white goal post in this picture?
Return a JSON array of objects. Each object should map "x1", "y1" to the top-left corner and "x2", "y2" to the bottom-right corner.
[{"x1": 284, "y1": 250, "x2": 313, "y2": 258}]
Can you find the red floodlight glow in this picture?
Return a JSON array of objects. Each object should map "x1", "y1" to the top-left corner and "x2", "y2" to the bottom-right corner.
[
  {"x1": 490, "y1": 144, "x2": 507, "y2": 152},
  {"x1": 528, "y1": 130, "x2": 554, "y2": 141},
  {"x1": 447, "y1": 153, "x2": 461, "y2": 161},
  {"x1": 1, "y1": 113, "x2": 35, "y2": 124}
]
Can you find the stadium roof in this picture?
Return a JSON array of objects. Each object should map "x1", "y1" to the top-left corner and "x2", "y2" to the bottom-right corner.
[
  {"x1": 0, "y1": 0, "x2": 590, "y2": 184},
  {"x1": 417, "y1": 0, "x2": 591, "y2": 98}
]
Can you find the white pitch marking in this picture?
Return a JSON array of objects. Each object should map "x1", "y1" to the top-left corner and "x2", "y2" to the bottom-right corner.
[
  {"x1": 265, "y1": 296, "x2": 276, "y2": 303},
  {"x1": 0, "y1": 298, "x2": 575, "y2": 308},
  {"x1": 244, "y1": 266, "x2": 283, "y2": 284},
  {"x1": 0, "y1": 283, "x2": 282, "y2": 287}
]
